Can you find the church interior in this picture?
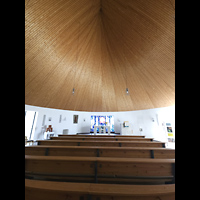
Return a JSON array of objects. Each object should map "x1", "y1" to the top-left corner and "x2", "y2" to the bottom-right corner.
[{"x1": 25, "y1": 0, "x2": 175, "y2": 199}]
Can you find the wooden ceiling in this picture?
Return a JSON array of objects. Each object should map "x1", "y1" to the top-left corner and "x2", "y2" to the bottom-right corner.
[{"x1": 25, "y1": 0, "x2": 175, "y2": 112}]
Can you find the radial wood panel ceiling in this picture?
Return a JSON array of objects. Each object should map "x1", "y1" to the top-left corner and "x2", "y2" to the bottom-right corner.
[{"x1": 25, "y1": 0, "x2": 175, "y2": 112}]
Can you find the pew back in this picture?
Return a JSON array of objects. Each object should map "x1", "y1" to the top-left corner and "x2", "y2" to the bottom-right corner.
[
  {"x1": 25, "y1": 155, "x2": 175, "y2": 185},
  {"x1": 36, "y1": 140, "x2": 165, "y2": 148},
  {"x1": 25, "y1": 146, "x2": 175, "y2": 159},
  {"x1": 25, "y1": 179, "x2": 175, "y2": 200}
]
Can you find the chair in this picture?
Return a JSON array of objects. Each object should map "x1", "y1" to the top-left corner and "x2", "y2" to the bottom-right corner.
[{"x1": 63, "y1": 129, "x2": 69, "y2": 134}]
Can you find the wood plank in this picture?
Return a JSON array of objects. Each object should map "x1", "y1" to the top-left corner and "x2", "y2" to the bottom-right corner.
[
  {"x1": 25, "y1": 0, "x2": 175, "y2": 112},
  {"x1": 25, "y1": 179, "x2": 175, "y2": 200}
]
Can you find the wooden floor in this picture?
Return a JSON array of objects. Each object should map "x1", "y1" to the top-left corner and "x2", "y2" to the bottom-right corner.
[{"x1": 25, "y1": 134, "x2": 175, "y2": 199}]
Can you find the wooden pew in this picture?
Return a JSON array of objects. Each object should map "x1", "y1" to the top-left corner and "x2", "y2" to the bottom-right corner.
[
  {"x1": 36, "y1": 140, "x2": 166, "y2": 147},
  {"x1": 25, "y1": 155, "x2": 175, "y2": 184},
  {"x1": 25, "y1": 146, "x2": 175, "y2": 159},
  {"x1": 25, "y1": 179, "x2": 175, "y2": 200},
  {"x1": 51, "y1": 136, "x2": 154, "y2": 141},
  {"x1": 59, "y1": 134, "x2": 145, "y2": 138}
]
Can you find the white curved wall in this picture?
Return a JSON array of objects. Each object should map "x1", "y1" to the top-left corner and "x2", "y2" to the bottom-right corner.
[{"x1": 25, "y1": 104, "x2": 175, "y2": 142}]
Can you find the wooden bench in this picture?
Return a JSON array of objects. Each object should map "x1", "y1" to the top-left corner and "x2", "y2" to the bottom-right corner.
[
  {"x1": 25, "y1": 146, "x2": 175, "y2": 158},
  {"x1": 25, "y1": 155, "x2": 175, "y2": 185},
  {"x1": 59, "y1": 134, "x2": 145, "y2": 138},
  {"x1": 25, "y1": 179, "x2": 175, "y2": 200},
  {"x1": 51, "y1": 136, "x2": 154, "y2": 141},
  {"x1": 36, "y1": 140, "x2": 166, "y2": 147}
]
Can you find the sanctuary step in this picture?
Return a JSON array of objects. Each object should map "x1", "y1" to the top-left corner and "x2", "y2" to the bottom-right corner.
[
  {"x1": 58, "y1": 134, "x2": 145, "y2": 138},
  {"x1": 50, "y1": 136, "x2": 153, "y2": 141}
]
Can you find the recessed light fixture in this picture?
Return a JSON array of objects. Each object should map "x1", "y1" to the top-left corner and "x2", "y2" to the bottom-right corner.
[
  {"x1": 72, "y1": 88, "x2": 75, "y2": 95},
  {"x1": 72, "y1": 22, "x2": 80, "y2": 96},
  {"x1": 126, "y1": 88, "x2": 129, "y2": 95}
]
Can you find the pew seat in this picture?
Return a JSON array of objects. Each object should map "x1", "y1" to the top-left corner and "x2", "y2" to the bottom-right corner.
[{"x1": 25, "y1": 179, "x2": 175, "y2": 200}]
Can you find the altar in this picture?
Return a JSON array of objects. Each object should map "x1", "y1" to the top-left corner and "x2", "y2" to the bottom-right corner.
[{"x1": 94, "y1": 125, "x2": 110, "y2": 135}]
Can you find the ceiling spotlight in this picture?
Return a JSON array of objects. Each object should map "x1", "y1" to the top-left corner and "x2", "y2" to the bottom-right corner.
[
  {"x1": 72, "y1": 88, "x2": 75, "y2": 95},
  {"x1": 126, "y1": 88, "x2": 129, "y2": 95}
]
